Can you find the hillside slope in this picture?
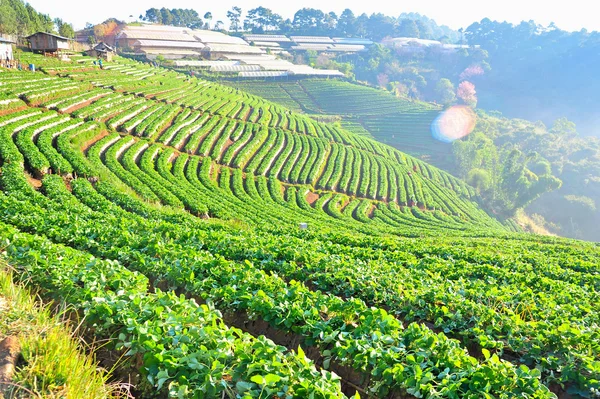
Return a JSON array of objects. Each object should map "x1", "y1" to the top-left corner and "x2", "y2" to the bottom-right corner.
[
  {"x1": 227, "y1": 80, "x2": 453, "y2": 169},
  {"x1": 0, "y1": 54, "x2": 598, "y2": 398}
]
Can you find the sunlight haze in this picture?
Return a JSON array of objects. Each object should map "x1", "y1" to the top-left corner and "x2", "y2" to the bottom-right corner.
[{"x1": 27, "y1": 0, "x2": 598, "y2": 32}]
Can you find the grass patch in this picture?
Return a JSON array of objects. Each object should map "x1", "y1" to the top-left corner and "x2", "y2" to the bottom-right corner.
[{"x1": 0, "y1": 260, "x2": 122, "y2": 399}]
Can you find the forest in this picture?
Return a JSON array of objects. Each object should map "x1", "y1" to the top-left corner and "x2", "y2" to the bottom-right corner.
[{"x1": 0, "y1": 0, "x2": 74, "y2": 37}]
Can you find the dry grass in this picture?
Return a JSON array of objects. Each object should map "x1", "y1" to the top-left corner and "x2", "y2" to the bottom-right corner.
[{"x1": 513, "y1": 209, "x2": 557, "y2": 237}]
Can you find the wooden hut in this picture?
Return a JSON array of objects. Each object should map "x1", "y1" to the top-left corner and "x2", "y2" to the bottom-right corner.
[
  {"x1": 26, "y1": 32, "x2": 69, "y2": 54},
  {"x1": 87, "y1": 42, "x2": 115, "y2": 61},
  {"x1": 0, "y1": 37, "x2": 15, "y2": 64}
]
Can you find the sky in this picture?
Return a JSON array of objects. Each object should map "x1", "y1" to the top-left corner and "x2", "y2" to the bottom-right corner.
[{"x1": 27, "y1": 0, "x2": 598, "y2": 32}]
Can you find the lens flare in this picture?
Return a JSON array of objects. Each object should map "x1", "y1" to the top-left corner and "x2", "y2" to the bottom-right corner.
[{"x1": 431, "y1": 106, "x2": 477, "y2": 143}]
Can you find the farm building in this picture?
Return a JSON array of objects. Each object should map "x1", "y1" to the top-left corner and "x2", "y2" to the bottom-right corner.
[
  {"x1": 26, "y1": 32, "x2": 69, "y2": 53},
  {"x1": 87, "y1": 42, "x2": 115, "y2": 60},
  {"x1": 132, "y1": 40, "x2": 205, "y2": 60},
  {"x1": 290, "y1": 36, "x2": 368, "y2": 53},
  {"x1": 380, "y1": 37, "x2": 477, "y2": 54},
  {"x1": 0, "y1": 37, "x2": 15, "y2": 61},
  {"x1": 243, "y1": 34, "x2": 368, "y2": 54},
  {"x1": 201, "y1": 44, "x2": 264, "y2": 60}
]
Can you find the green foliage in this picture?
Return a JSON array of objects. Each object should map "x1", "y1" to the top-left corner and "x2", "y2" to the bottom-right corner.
[
  {"x1": 435, "y1": 78, "x2": 456, "y2": 105},
  {"x1": 54, "y1": 17, "x2": 74, "y2": 38},
  {"x1": 0, "y1": 0, "x2": 55, "y2": 35},
  {"x1": 2, "y1": 54, "x2": 600, "y2": 399},
  {"x1": 142, "y1": 7, "x2": 202, "y2": 28},
  {"x1": 467, "y1": 167, "x2": 492, "y2": 192}
]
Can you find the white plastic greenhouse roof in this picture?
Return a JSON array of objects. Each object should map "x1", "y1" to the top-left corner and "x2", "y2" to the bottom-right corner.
[
  {"x1": 135, "y1": 40, "x2": 205, "y2": 49},
  {"x1": 239, "y1": 71, "x2": 288, "y2": 77},
  {"x1": 173, "y1": 60, "x2": 239, "y2": 67}
]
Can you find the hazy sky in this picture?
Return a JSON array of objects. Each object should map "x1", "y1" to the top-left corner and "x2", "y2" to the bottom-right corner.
[{"x1": 27, "y1": 0, "x2": 597, "y2": 32}]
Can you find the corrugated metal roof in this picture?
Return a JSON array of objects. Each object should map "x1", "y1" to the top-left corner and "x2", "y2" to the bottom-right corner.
[
  {"x1": 26, "y1": 32, "x2": 69, "y2": 41},
  {"x1": 134, "y1": 40, "x2": 205, "y2": 49},
  {"x1": 94, "y1": 42, "x2": 114, "y2": 51},
  {"x1": 0, "y1": 37, "x2": 16, "y2": 43}
]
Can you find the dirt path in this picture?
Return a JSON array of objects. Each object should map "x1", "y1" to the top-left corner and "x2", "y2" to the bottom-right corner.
[
  {"x1": 81, "y1": 130, "x2": 109, "y2": 154},
  {"x1": 305, "y1": 190, "x2": 319, "y2": 206}
]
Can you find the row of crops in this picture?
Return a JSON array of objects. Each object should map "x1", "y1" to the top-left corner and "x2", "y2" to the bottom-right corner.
[
  {"x1": 0, "y1": 55, "x2": 598, "y2": 398},
  {"x1": 226, "y1": 80, "x2": 455, "y2": 170},
  {"x1": 0, "y1": 65, "x2": 479, "y2": 219}
]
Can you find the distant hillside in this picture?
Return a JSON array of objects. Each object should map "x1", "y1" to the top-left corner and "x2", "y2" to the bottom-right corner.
[{"x1": 227, "y1": 78, "x2": 600, "y2": 242}]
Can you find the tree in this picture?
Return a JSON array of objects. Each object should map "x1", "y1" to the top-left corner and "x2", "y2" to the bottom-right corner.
[
  {"x1": 459, "y1": 64, "x2": 485, "y2": 81},
  {"x1": 144, "y1": 8, "x2": 162, "y2": 24},
  {"x1": 337, "y1": 9, "x2": 356, "y2": 36},
  {"x1": 292, "y1": 8, "x2": 326, "y2": 35},
  {"x1": 226, "y1": 6, "x2": 242, "y2": 32},
  {"x1": 376, "y1": 73, "x2": 389, "y2": 88},
  {"x1": 244, "y1": 7, "x2": 282, "y2": 32},
  {"x1": 87, "y1": 35, "x2": 96, "y2": 48},
  {"x1": 54, "y1": 18, "x2": 74, "y2": 38},
  {"x1": 203, "y1": 12, "x2": 212, "y2": 29},
  {"x1": 550, "y1": 117, "x2": 577, "y2": 137},
  {"x1": 435, "y1": 78, "x2": 456, "y2": 105},
  {"x1": 143, "y1": 8, "x2": 201, "y2": 28},
  {"x1": 366, "y1": 13, "x2": 395, "y2": 41},
  {"x1": 160, "y1": 8, "x2": 174, "y2": 25},
  {"x1": 397, "y1": 19, "x2": 420, "y2": 38},
  {"x1": 0, "y1": 0, "x2": 17, "y2": 34},
  {"x1": 323, "y1": 11, "x2": 337, "y2": 34},
  {"x1": 457, "y1": 81, "x2": 477, "y2": 107},
  {"x1": 92, "y1": 20, "x2": 119, "y2": 41},
  {"x1": 354, "y1": 13, "x2": 369, "y2": 37},
  {"x1": 467, "y1": 168, "x2": 492, "y2": 192}
]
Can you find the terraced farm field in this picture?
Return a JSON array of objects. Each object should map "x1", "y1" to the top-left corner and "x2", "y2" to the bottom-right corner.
[
  {"x1": 0, "y1": 54, "x2": 598, "y2": 399},
  {"x1": 226, "y1": 80, "x2": 453, "y2": 169}
]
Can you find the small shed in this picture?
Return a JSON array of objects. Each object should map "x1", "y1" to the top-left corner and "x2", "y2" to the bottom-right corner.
[
  {"x1": 0, "y1": 37, "x2": 15, "y2": 62},
  {"x1": 27, "y1": 32, "x2": 69, "y2": 54},
  {"x1": 87, "y1": 42, "x2": 115, "y2": 61}
]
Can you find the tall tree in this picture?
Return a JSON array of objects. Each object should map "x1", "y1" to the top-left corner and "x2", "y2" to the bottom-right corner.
[
  {"x1": 203, "y1": 12, "x2": 212, "y2": 29},
  {"x1": 160, "y1": 8, "x2": 173, "y2": 25},
  {"x1": 336, "y1": 9, "x2": 356, "y2": 36},
  {"x1": 366, "y1": 13, "x2": 396, "y2": 41},
  {"x1": 226, "y1": 6, "x2": 242, "y2": 32},
  {"x1": 144, "y1": 8, "x2": 162, "y2": 24},
  {"x1": 244, "y1": 7, "x2": 281, "y2": 32},
  {"x1": 435, "y1": 78, "x2": 456, "y2": 105},
  {"x1": 55, "y1": 18, "x2": 74, "y2": 38},
  {"x1": 457, "y1": 81, "x2": 477, "y2": 107},
  {"x1": 397, "y1": 19, "x2": 420, "y2": 37},
  {"x1": 292, "y1": 8, "x2": 326, "y2": 35}
]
